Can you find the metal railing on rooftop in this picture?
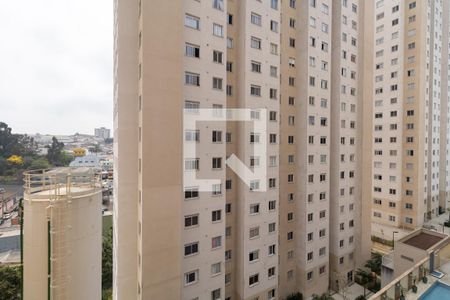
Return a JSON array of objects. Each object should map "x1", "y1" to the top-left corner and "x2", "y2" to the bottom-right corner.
[{"x1": 23, "y1": 168, "x2": 101, "y2": 201}]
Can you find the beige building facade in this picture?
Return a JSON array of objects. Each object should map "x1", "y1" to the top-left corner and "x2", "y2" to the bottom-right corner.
[
  {"x1": 370, "y1": 0, "x2": 450, "y2": 230},
  {"x1": 114, "y1": 0, "x2": 372, "y2": 299}
]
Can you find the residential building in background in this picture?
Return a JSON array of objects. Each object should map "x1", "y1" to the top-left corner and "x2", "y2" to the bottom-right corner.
[
  {"x1": 112, "y1": 0, "x2": 378, "y2": 299},
  {"x1": 370, "y1": 0, "x2": 450, "y2": 230},
  {"x1": 95, "y1": 127, "x2": 111, "y2": 140}
]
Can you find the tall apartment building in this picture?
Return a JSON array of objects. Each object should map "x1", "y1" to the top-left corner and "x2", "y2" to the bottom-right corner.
[
  {"x1": 114, "y1": 0, "x2": 371, "y2": 299},
  {"x1": 371, "y1": 0, "x2": 450, "y2": 230}
]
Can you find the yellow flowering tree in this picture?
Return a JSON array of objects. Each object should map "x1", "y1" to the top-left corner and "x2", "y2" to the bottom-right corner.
[{"x1": 6, "y1": 155, "x2": 23, "y2": 165}]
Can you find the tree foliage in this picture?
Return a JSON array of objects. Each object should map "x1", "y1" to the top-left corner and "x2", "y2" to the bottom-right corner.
[
  {"x1": 7, "y1": 155, "x2": 23, "y2": 165},
  {"x1": 365, "y1": 253, "x2": 382, "y2": 275},
  {"x1": 46, "y1": 137, "x2": 72, "y2": 167},
  {"x1": 102, "y1": 227, "x2": 113, "y2": 291},
  {"x1": 0, "y1": 265, "x2": 21, "y2": 300},
  {"x1": 286, "y1": 293, "x2": 303, "y2": 300},
  {"x1": 0, "y1": 122, "x2": 37, "y2": 158},
  {"x1": 312, "y1": 294, "x2": 334, "y2": 300}
]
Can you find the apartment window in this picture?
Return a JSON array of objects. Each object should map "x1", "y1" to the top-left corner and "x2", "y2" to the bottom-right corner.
[
  {"x1": 270, "y1": 66, "x2": 277, "y2": 77},
  {"x1": 251, "y1": 12, "x2": 262, "y2": 26},
  {"x1": 227, "y1": 14, "x2": 233, "y2": 25},
  {"x1": 249, "y1": 250, "x2": 259, "y2": 262},
  {"x1": 249, "y1": 274, "x2": 259, "y2": 286},
  {"x1": 269, "y1": 222, "x2": 276, "y2": 233},
  {"x1": 225, "y1": 203, "x2": 231, "y2": 213},
  {"x1": 211, "y1": 262, "x2": 221, "y2": 276},
  {"x1": 185, "y1": 130, "x2": 200, "y2": 142},
  {"x1": 211, "y1": 210, "x2": 222, "y2": 223},
  {"x1": 184, "y1": 270, "x2": 198, "y2": 285},
  {"x1": 250, "y1": 132, "x2": 260, "y2": 143},
  {"x1": 288, "y1": 57, "x2": 296, "y2": 67},
  {"x1": 270, "y1": 89, "x2": 277, "y2": 100},
  {"x1": 227, "y1": 37, "x2": 233, "y2": 48},
  {"x1": 225, "y1": 250, "x2": 232, "y2": 261},
  {"x1": 307, "y1": 271, "x2": 313, "y2": 281},
  {"x1": 269, "y1": 134, "x2": 277, "y2": 144},
  {"x1": 186, "y1": 43, "x2": 200, "y2": 58},
  {"x1": 185, "y1": 72, "x2": 200, "y2": 86},
  {"x1": 185, "y1": 242, "x2": 199, "y2": 256},
  {"x1": 250, "y1": 85, "x2": 261, "y2": 96},
  {"x1": 213, "y1": 50, "x2": 223, "y2": 63},
  {"x1": 211, "y1": 289, "x2": 221, "y2": 300},
  {"x1": 250, "y1": 203, "x2": 260, "y2": 215},
  {"x1": 185, "y1": 158, "x2": 199, "y2": 171},
  {"x1": 269, "y1": 244, "x2": 276, "y2": 255},
  {"x1": 287, "y1": 232, "x2": 293, "y2": 240},
  {"x1": 249, "y1": 227, "x2": 260, "y2": 239},
  {"x1": 185, "y1": 214, "x2": 199, "y2": 228},
  {"x1": 213, "y1": 23, "x2": 223, "y2": 37},
  {"x1": 212, "y1": 130, "x2": 222, "y2": 143},
  {"x1": 185, "y1": 187, "x2": 199, "y2": 199},
  {"x1": 269, "y1": 200, "x2": 276, "y2": 211},
  {"x1": 251, "y1": 36, "x2": 261, "y2": 49},
  {"x1": 271, "y1": 0, "x2": 278, "y2": 10},
  {"x1": 226, "y1": 180, "x2": 232, "y2": 190},
  {"x1": 212, "y1": 184, "x2": 221, "y2": 196},
  {"x1": 212, "y1": 236, "x2": 222, "y2": 249},
  {"x1": 212, "y1": 77, "x2": 223, "y2": 90},
  {"x1": 185, "y1": 14, "x2": 200, "y2": 30},
  {"x1": 269, "y1": 178, "x2": 276, "y2": 188},
  {"x1": 251, "y1": 61, "x2": 261, "y2": 73},
  {"x1": 319, "y1": 229, "x2": 326, "y2": 237},
  {"x1": 319, "y1": 247, "x2": 326, "y2": 257},
  {"x1": 271, "y1": 20, "x2": 278, "y2": 32},
  {"x1": 270, "y1": 111, "x2": 277, "y2": 121}
]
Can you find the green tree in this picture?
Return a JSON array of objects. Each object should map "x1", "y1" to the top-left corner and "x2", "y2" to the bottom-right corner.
[
  {"x1": 286, "y1": 293, "x2": 302, "y2": 300},
  {"x1": 355, "y1": 296, "x2": 366, "y2": 300},
  {"x1": 0, "y1": 122, "x2": 37, "y2": 159},
  {"x1": 356, "y1": 269, "x2": 372, "y2": 298},
  {"x1": 28, "y1": 158, "x2": 51, "y2": 170},
  {"x1": 0, "y1": 265, "x2": 21, "y2": 300},
  {"x1": 365, "y1": 253, "x2": 382, "y2": 275},
  {"x1": 312, "y1": 294, "x2": 334, "y2": 300},
  {"x1": 46, "y1": 137, "x2": 71, "y2": 166},
  {"x1": 102, "y1": 227, "x2": 113, "y2": 291}
]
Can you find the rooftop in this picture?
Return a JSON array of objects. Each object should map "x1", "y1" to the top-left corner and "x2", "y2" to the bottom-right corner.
[{"x1": 402, "y1": 231, "x2": 445, "y2": 250}]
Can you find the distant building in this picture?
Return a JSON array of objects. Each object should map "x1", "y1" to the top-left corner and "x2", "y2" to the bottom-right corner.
[
  {"x1": 72, "y1": 148, "x2": 86, "y2": 157},
  {"x1": 69, "y1": 154, "x2": 101, "y2": 168},
  {"x1": 94, "y1": 127, "x2": 110, "y2": 140}
]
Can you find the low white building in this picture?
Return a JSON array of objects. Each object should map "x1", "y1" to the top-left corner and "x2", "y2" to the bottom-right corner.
[{"x1": 69, "y1": 155, "x2": 101, "y2": 168}]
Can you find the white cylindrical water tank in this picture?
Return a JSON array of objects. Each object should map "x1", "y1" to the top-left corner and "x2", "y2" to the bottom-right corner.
[{"x1": 23, "y1": 168, "x2": 102, "y2": 300}]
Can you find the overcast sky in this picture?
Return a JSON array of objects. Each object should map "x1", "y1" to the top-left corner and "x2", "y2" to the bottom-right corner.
[{"x1": 0, "y1": 0, "x2": 113, "y2": 135}]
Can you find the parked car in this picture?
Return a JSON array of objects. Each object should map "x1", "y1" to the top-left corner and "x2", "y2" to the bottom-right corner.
[{"x1": 0, "y1": 187, "x2": 5, "y2": 194}]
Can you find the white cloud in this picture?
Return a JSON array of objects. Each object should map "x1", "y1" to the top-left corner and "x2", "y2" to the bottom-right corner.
[{"x1": 0, "y1": 0, "x2": 113, "y2": 135}]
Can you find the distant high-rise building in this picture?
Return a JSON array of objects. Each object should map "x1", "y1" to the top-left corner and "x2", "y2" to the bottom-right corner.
[
  {"x1": 94, "y1": 127, "x2": 111, "y2": 139},
  {"x1": 113, "y1": 0, "x2": 372, "y2": 299},
  {"x1": 370, "y1": 0, "x2": 450, "y2": 229}
]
